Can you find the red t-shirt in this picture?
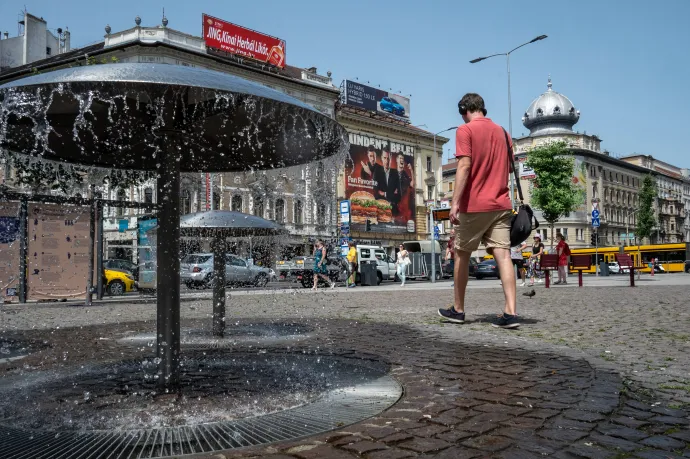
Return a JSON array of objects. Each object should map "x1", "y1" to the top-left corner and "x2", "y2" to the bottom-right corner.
[{"x1": 455, "y1": 117, "x2": 512, "y2": 213}]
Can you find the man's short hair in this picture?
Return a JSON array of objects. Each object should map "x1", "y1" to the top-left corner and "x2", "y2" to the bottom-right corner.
[
  {"x1": 459, "y1": 93, "x2": 486, "y2": 115},
  {"x1": 367, "y1": 145, "x2": 376, "y2": 152}
]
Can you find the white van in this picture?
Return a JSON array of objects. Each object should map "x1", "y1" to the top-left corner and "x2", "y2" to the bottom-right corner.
[{"x1": 356, "y1": 245, "x2": 397, "y2": 285}]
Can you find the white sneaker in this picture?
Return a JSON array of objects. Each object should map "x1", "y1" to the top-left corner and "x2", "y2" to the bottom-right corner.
[
  {"x1": 537, "y1": 279, "x2": 543, "y2": 284},
  {"x1": 520, "y1": 282, "x2": 526, "y2": 287}
]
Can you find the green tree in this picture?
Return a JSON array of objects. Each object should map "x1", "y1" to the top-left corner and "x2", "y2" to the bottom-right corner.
[
  {"x1": 525, "y1": 141, "x2": 585, "y2": 247},
  {"x1": 635, "y1": 174, "x2": 657, "y2": 244}
]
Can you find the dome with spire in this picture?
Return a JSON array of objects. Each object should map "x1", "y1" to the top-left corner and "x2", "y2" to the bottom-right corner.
[{"x1": 522, "y1": 76, "x2": 580, "y2": 136}]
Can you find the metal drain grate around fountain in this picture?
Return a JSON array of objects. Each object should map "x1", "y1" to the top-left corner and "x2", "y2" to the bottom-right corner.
[{"x1": 0, "y1": 354, "x2": 402, "y2": 459}]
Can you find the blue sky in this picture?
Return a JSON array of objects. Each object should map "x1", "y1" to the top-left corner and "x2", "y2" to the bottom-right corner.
[{"x1": 2, "y1": 0, "x2": 689, "y2": 168}]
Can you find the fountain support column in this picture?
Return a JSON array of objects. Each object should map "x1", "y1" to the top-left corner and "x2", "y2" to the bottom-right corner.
[
  {"x1": 211, "y1": 236, "x2": 227, "y2": 337},
  {"x1": 156, "y1": 141, "x2": 181, "y2": 391}
]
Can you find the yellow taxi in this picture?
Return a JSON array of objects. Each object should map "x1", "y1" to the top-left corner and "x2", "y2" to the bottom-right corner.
[{"x1": 103, "y1": 269, "x2": 135, "y2": 296}]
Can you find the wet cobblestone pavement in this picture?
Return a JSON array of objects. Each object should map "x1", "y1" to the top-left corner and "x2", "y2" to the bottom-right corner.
[{"x1": 1, "y1": 283, "x2": 689, "y2": 457}]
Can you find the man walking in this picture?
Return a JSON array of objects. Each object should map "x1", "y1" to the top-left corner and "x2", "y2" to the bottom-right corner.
[{"x1": 438, "y1": 93, "x2": 519, "y2": 329}]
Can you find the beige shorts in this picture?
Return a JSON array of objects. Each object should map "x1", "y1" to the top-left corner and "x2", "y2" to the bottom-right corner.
[{"x1": 453, "y1": 210, "x2": 512, "y2": 253}]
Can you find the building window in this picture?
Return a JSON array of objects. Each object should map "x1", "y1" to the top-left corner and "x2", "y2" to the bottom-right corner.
[
  {"x1": 317, "y1": 203, "x2": 326, "y2": 223},
  {"x1": 427, "y1": 185, "x2": 433, "y2": 201},
  {"x1": 231, "y1": 195, "x2": 242, "y2": 212},
  {"x1": 115, "y1": 189, "x2": 127, "y2": 217},
  {"x1": 144, "y1": 188, "x2": 153, "y2": 204},
  {"x1": 212, "y1": 192, "x2": 220, "y2": 211},
  {"x1": 426, "y1": 156, "x2": 432, "y2": 172},
  {"x1": 253, "y1": 198, "x2": 264, "y2": 217},
  {"x1": 448, "y1": 182, "x2": 454, "y2": 192},
  {"x1": 275, "y1": 199, "x2": 285, "y2": 224},
  {"x1": 46, "y1": 47, "x2": 51, "y2": 56},
  {"x1": 181, "y1": 190, "x2": 192, "y2": 214},
  {"x1": 294, "y1": 200, "x2": 303, "y2": 225}
]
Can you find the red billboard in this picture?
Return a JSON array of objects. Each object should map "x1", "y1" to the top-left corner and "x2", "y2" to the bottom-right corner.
[{"x1": 203, "y1": 14, "x2": 286, "y2": 69}]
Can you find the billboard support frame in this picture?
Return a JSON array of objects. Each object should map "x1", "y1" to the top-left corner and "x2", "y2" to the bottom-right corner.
[
  {"x1": 85, "y1": 188, "x2": 96, "y2": 306},
  {"x1": 96, "y1": 200, "x2": 104, "y2": 300}
]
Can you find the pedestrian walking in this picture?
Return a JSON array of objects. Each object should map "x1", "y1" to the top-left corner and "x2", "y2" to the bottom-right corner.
[
  {"x1": 438, "y1": 93, "x2": 519, "y2": 329},
  {"x1": 312, "y1": 239, "x2": 334, "y2": 290},
  {"x1": 511, "y1": 240, "x2": 528, "y2": 287},
  {"x1": 346, "y1": 241, "x2": 358, "y2": 288},
  {"x1": 528, "y1": 234, "x2": 545, "y2": 287},
  {"x1": 396, "y1": 244, "x2": 410, "y2": 286},
  {"x1": 554, "y1": 233, "x2": 570, "y2": 284}
]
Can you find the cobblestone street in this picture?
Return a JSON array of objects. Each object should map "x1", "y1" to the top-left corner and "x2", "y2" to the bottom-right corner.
[{"x1": 1, "y1": 281, "x2": 689, "y2": 458}]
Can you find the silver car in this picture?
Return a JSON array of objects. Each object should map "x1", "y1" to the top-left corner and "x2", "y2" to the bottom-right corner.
[{"x1": 180, "y1": 253, "x2": 274, "y2": 289}]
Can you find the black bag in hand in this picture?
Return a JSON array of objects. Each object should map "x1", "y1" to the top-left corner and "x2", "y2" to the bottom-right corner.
[{"x1": 503, "y1": 130, "x2": 539, "y2": 246}]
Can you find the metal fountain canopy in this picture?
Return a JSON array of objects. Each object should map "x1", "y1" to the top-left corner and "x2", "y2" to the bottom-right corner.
[
  {"x1": 180, "y1": 210, "x2": 286, "y2": 237},
  {"x1": 0, "y1": 63, "x2": 347, "y2": 171}
]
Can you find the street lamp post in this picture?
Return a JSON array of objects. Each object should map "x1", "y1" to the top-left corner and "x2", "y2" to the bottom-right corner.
[
  {"x1": 430, "y1": 127, "x2": 457, "y2": 283},
  {"x1": 470, "y1": 35, "x2": 548, "y2": 208}
]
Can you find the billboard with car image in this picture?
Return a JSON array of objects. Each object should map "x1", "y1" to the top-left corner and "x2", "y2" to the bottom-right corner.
[{"x1": 343, "y1": 80, "x2": 410, "y2": 120}]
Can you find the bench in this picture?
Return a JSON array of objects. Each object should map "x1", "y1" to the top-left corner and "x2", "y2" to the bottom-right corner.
[
  {"x1": 615, "y1": 253, "x2": 645, "y2": 287},
  {"x1": 569, "y1": 255, "x2": 592, "y2": 287},
  {"x1": 539, "y1": 254, "x2": 559, "y2": 288}
]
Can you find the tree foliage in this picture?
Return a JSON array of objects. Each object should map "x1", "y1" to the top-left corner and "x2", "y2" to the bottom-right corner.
[
  {"x1": 525, "y1": 141, "x2": 585, "y2": 244},
  {"x1": 636, "y1": 174, "x2": 657, "y2": 242}
]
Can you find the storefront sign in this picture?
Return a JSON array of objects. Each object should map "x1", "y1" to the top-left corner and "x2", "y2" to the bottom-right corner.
[
  {"x1": 345, "y1": 133, "x2": 416, "y2": 234},
  {"x1": 203, "y1": 14, "x2": 286, "y2": 68},
  {"x1": 343, "y1": 80, "x2": 410, "y2": 120}
]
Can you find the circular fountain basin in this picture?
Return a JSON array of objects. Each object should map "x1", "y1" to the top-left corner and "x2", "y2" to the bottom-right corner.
[
  {"x1": 0, "y1": 352, "x2": 401, "y2": 458},
  {"x1": 118, "y1": 323, "x2": 314, "y2": 349}
]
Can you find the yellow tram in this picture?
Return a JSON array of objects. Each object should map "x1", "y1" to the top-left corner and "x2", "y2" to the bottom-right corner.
[{"x1": 564, "y1": 242, "x2": 689, "y2": 274}]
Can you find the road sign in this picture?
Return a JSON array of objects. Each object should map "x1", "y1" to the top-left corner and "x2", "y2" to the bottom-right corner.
[
  {"x1": 433, "y1": 226, "x2": 440, "y2": 235},
  {"x1": 592, "y1": 217, "x2": 600, "y2": 228},
  {"x1": 591, "y1": 209, "x2": 600, "y2": 219},
  {"x1": 339, "y1": 200, "x2": 350, "y2": 224},
  {"x1": 340, "y1": 224, "x2": 350, "y2": 235}
]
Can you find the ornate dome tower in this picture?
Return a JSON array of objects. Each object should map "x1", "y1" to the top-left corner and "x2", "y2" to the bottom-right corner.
[{"x1": 522, "y1": 76, "x2": 580, "y2": 136}]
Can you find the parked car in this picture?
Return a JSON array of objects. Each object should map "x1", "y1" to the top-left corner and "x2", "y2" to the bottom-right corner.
[
  {"x1": 380, "y1": 97, "x2": 405, "y2": 116},
  {"x1": 607, "y1": 262, "x2": 629, "y2": 274},
  {"x1": 180, "y1": 253, "x2": 275, "y2": 289},
  {"x1": 474, "y1": 259, "x2": 500, "y2": 280},
  {"x1": 104, "y1": 259, "x2": 138, "y2": 278},
  {"x1": 102, "y1": 268, "x2": 135, "y2": 296},
  {"x1": 442, "y1": 258, "x2": 478, "y2": 278}
]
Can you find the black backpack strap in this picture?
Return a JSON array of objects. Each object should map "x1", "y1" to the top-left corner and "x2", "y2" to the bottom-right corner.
[{"x1": 503, "y1": 129, "x2": 524, "y2": 204}]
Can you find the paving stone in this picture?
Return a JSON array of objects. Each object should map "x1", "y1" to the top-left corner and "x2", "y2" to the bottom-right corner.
[
  {"x1": 380, "y1": 433, "x2": 416, "y2": 444},
  {"x1": 651, "y1": 407, "x2": 688, "y2": 418},
  {"x1": 668, "y1": 429, "x2": 690, "y2": 442},
  {"x1": 517, "y1": 438, "x2": 565, "y2": 455},
  {"x1": 291, "y1": 445, "x2": 358, "y2": 459},
  {"x1": 633, "y1": 450, "x2": 685, "y2": 459},
  {"x1": 357, "y1": 426, "x2": 398, "y2": 440},
  {"x1": 640, "y1": 436, "x2": 687, "y2": 451},
  {"x1": 495, "y1": 427, "x2": 539, "y2": 441},
  {"x1": 649, "y1": 415, "x2": 690, "y2": 426},
  {"x1": 341, "y1": 440, "x2": 388, "y2": 455},
  {"x1": 461, "y1": 435, "x2": 514, "y2": 452},
  {"x1": 499, "y1": 416, "x2": 546, "y2": 429},
  {"x1": 429, "y1": 446, "x2": 484, "y2": 459},
  {"x1": 596, "y1": 424, "x2": 649, "y2": 442},
  {"x1": 562, "y1": 410, "x2": 607, "y2": 423},
  {"x1": 328, "y1": 436, "x2": 362, "y2": 447},
  {"x1": 366, "y1": 448, "x2": 417, "y2": 459},
  {"x1": 626, "y1": 400, "x2": 653, "y2": 411},
  {"x1": 557, "y1": 443, "x2": 617, "y2": 459},
  {"x1": 587, "y1": 432, "x2": 641, "y2": 452},
  {"x1": 398, "y1": 437, "x2": 451, "y2": 454},
  {"x1": 544, "y1": 416, "x2": 597, "y2": 431},
  {"x1": 434, "y1": 430, "x2": 475, "y2": 443},
  {"x1": 523, "y1": 409, "x2": 561, "y2": 420},
  {"x1": 405, "y1": 424, "x2": 449, "y2": 437},
  {"x1": 537, "y1": 428, "x2": 590, "y2": 442},
  {"x1": 610, "y1": 415, "x2": 650, "y2": 429},
  {"x1": 619, "y1": 408, "x2": 657, "y2": 420},
  {"x1": 472, "y1": 403, "x2": 532, "y2": 416},
  {"x1": 494, "y1": 449, "x2": 545, "y2": 459}
]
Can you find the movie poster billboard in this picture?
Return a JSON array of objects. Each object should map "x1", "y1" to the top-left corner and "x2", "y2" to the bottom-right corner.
[
  {"x1": 0, "y1": 203, "x2": 21, "y2": 302},
  {"x1": 203, "y1": 14, "x2": 286, "y2": 68},
  {"x1": 343, "y1": 80, "x2": 411, "y2": 120},
  {"x1": 345, "y1": 133, "x2": 416, "y2": 234},
  {"x1": 27, "y1": 203, "x2": 92, "y2": 300}
]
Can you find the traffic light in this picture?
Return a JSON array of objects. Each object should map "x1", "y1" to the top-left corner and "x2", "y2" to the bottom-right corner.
[
  {"x1": 365, "y1": 219, "x2": 371, "y2": 232},
  {"x1": 590, "y1": 233, "x2": 598, "y2": 246}
]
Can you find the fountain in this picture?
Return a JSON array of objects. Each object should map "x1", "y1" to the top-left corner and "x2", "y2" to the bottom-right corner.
[
  {"x1": 0, "y1": 63, "x2": 347, "y2": 391},
  {"x1": 179, "y1": 210, "x2": 286, "y2": 336}
]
